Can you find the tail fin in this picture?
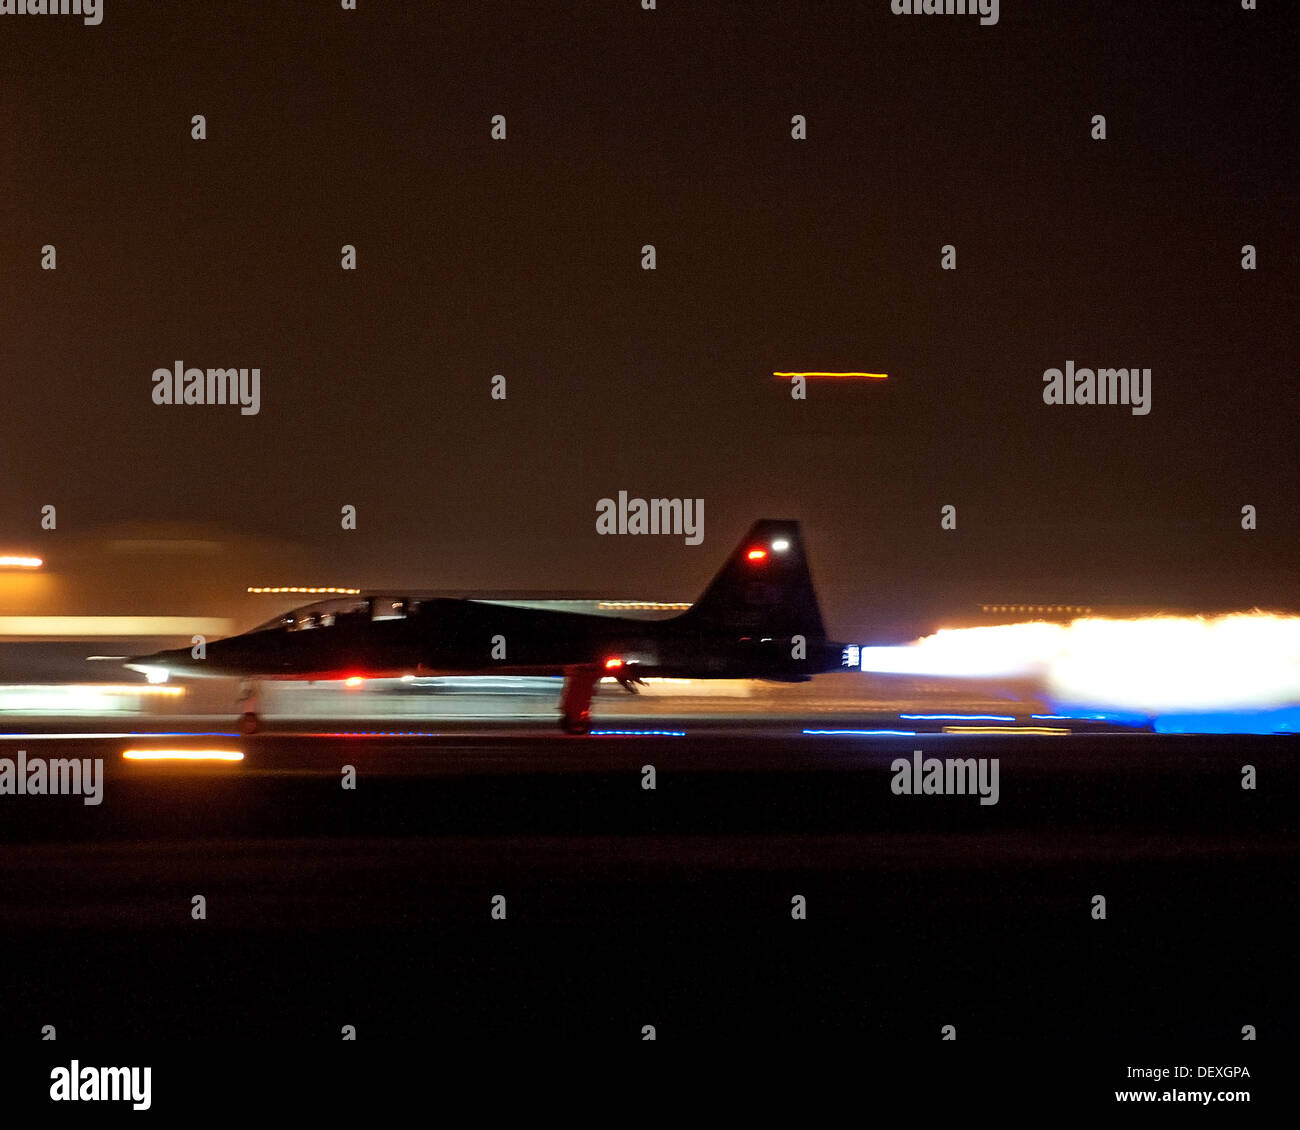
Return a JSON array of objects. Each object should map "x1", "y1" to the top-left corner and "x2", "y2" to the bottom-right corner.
[{"x1": 677, "y1": 520, "x2": 827, "y2": 642}]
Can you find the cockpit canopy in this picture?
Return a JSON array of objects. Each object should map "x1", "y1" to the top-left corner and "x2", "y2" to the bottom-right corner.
[{"x1": 251, "y1": 595, "x2": 420, "y2": 633}]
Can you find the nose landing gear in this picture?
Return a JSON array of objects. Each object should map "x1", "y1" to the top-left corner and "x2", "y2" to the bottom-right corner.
[{"x1": 237, "y1": 681, "x2": 262, "y2": 735}]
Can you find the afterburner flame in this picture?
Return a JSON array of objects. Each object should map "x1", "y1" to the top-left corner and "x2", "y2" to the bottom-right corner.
[{"x1": 860, "y1": 613, "x2": 1300, "y2": 713}]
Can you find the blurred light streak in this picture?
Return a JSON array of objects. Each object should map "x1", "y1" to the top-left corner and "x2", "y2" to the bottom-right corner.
[
  {"x1": 773, "y1": 371, "x2": 888, "y2": 380},
  {"x1": 0, "y1": 683, "x2": 185, "y2": 713},
  {"x1": 0, "y1": 616, "x2": 231, "y2": 636},
  {"x1": 123, "y1": 749, "x2": 243, "y2": 761},
  {"x1": 598, "y1": 601, "x2": 691, "y2": 611},
  {"x1": 803, "y1": 729, "x2": 917, "y2": 737},
  {"x1": 1151, "y1": 708, "x2": 1300, "y2": 735},
  {"x1": 0, "y1": 732, "x2": 238, "y2": 740},
  {"x1": 247, "y1": 587, "x2": 359, "y2": 595},
  {"x1": 900, "y1": 713, "x2": 1015, "y2": 722},
  {"x1": 1031, "y1": 711, "x2": 1149, "y2": 725},
  {"x1": 941, "y1": 726, "x2": 1068, "y2": 735},
  {"x1": 0, "y1": 684, "x2": 182, "y2": 696}
]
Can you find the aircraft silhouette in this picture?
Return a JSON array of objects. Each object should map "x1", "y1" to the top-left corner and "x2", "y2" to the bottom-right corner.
[{"x1": 128, "y1": 520, "x2": 848, "y2": 733}]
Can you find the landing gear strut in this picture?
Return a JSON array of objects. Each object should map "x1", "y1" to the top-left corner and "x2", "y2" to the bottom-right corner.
[
  {"x1": 559, "y1": 667, "x2": 601, "y2": 734},
  {"x1": 237, "y1": 680, "x2": 262, "y2": 735}
]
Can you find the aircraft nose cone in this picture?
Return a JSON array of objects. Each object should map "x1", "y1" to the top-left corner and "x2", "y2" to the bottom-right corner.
[{"x1": 124, "y1": 647, "x2": 184, "y2": 681}]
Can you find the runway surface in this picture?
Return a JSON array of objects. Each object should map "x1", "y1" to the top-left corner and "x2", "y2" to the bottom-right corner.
[{"x1": 2, "y1": 712, "x2": 1295, "y2": 1055}]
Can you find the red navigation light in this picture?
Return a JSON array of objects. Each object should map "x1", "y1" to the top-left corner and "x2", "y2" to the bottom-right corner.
[
  {"x1": 746, "y1": 549, "x2": 767, "y2": 561},
  {"x1": 604, "y1": 658, "x2": 624, "y2": 669}
]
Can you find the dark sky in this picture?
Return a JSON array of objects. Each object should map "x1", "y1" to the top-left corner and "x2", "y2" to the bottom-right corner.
[{"x1": 2, "y1": 0, "x2": 1296, "y2": 638}]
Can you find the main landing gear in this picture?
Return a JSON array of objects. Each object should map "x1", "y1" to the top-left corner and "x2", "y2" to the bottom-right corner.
[
  {"x1": 237, "y1": 680, "x2": 262, "y2": 735},
  {"x1": 558, "y1": 667, "x2": 601, "y2": 734}
]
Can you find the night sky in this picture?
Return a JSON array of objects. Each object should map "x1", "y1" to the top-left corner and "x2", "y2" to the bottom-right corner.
[{"x1": 2, "y1": 0, "x2": 1295, "y2": 638}]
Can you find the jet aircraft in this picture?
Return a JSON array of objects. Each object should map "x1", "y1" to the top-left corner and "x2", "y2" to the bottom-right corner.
[{"x1": 127, "y1": 520, "x2": 848, "y2": 733}]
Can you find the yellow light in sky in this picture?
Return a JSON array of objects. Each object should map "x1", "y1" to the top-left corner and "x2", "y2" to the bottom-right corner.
[{"x1": 773, "y1": 371, "x2": 888, "y2": 380}]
